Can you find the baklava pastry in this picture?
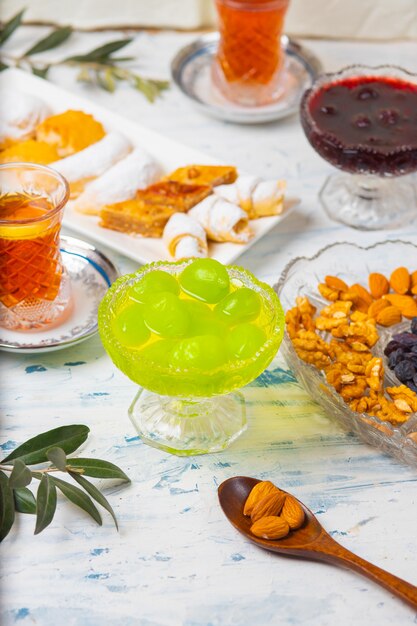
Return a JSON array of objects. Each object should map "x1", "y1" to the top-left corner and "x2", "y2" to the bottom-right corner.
[
  {"x1": 0, "y1": 139, "x2": 59, "y2": 165},
  {"x1": 189, "y1": 195, "x2": 253, "y2": 244},
  {"x1": 215, "y1": 175, "x2": 286, "y2": 219},
  {"x1": 0, "y1": 91, "x2": 49, "y2": 148},
  {"x1": 72, "y1": 149, "x2": 161, "y2": 215},
  {"x1": 163, "y1": 213, "x2": 208, "y2": 260},
  {"x1": 36, "y1": 109, "x2": 106, "y2": 156},
  {"x1": 51, "y1": 132, "x2": 131, "y2": 197},
  {"x1": 166, "y1": 164, "x2": 237, "y2": 187},
  {"x1": 100, "y1": 180, "x2": 211, "y2": 238}
]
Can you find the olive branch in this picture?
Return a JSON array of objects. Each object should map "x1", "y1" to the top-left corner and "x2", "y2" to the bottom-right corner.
[
  {"x1": 0, "y1": 425, "x2": 131, "y2": 540},
  {"x1": 0, "y1": 9, "x2": 169, "y2": 101}
]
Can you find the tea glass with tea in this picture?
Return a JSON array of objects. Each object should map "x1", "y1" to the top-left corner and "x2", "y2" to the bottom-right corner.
[
  {"x1": 212, "y1": 0, "x2": 290, "y2": 106},
  {"x1": 0, "y1": 163, "x2": 72, "y2": 331}
]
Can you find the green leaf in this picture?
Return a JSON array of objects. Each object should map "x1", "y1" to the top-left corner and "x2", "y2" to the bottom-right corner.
[
  {"x1": 71, "y1": 472, "x2": 118, "y2": 529},
  {"x1": 133, "y1": 75, "x2": 169, "y2": 103},
  {"x1": 50, "y1": 476, "x2": 102, "y2": 526},
  {"x1": 24, "y1": 26, "x2": 72, "y2": 56},
  {"x1": 65, "y1": 38, "x2": 132, "y2": 63},
  {"x1": 96, "y1": 68, "x2": 116, "y2": 93},
  {"x1": 46, "y1": 447, "x2": 67, "y2": 471},
  {"x1": 67, "y1": 458, "x2": 130, "y2": 481},
  {"x1": 0, "y1": 471, "x2": 15, "y2": 541},
  {"x1": 0, "y1": 61, "x2": 9, "y2": 72},
  {"x1": 76, "y1": 67, "x2": 93, "y2": 83},
  {"x1": 8, "y1": 459, "x2": 32, "y2": 489},
  {"x1": 32, "y1": 65, "x2": 50, "y2": 79},
  {"x1": 14, "y1": 487, "x2": 36, "y2": 514},
  {"x1": 0, "y1": 9, "x2": 25, "y2": 47},
  {"x1": 35, "y1": 475, "x2": 57, "y2": 534},
  {"x1": 1, "y1": 424, "x2": 89, "y2": 465}
]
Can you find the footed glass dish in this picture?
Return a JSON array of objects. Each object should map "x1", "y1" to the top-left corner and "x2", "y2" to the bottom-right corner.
[
  {"x1": 275, "y1": 241, "x2": 417, "y2": 467},
  {"x1": 99, "y1": 260, "x2": 284, "y2": 456}
]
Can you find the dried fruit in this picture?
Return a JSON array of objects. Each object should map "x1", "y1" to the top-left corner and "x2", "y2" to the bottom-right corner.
[
  {"x1": 243, "y1": 481, "x2": 279, "y2": 516},
  {"x1": 369, "y1": 273, "x2": 389, "y2": 299},
  {"x1": 376, "y1": 305, "x2": 402, "y2": 327},
  {"x1": 280, "y1": 495, "x2": 305, "y2": 530},
  {"x1": 250, "y1": 490, "x2": 286, "y2": 523},
  {"x1": 250, "y1": 516, "x2": 290, "y2": 540},
  {"x1": 390, "y1": 267, "x2": 410, "y2": 294}
]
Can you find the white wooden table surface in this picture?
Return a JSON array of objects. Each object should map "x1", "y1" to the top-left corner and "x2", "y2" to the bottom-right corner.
[{"x1": 1, "y1": 27, "x2": 417, "y2": 626}]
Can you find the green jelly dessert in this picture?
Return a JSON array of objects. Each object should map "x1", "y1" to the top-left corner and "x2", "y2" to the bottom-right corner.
[{"x1": 99, "y1": 258, "x2": 284, "y2": 397}]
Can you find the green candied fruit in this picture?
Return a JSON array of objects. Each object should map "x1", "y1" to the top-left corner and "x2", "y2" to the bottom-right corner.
[
  {"x1": 112, "y1": 302, "x2": 150, "y2": 347},
  {"x1": 185, "y1": 300, "x2": 227, "y2": 337},
  {"x1": 129, "y1": 270, "x2": 179, "y2": 304},
  {"x1": 179, "y1": 258, "x2": 230, "y2": 304},
  {"x1": 139, "y1": 339, "x2": 176, "y2": 367},
  {"x1": 227, "y1": 323, "x2": 266, "y2": 360},
  {"x1": 215, "y1": 287, "x2": 261, "y2": 325},
  {"x1": 142, "y1": 291, "x2": 190, "y2": 338},
  {"x1": 170, "y1": 334, "x2": 226, "y2": 370}
]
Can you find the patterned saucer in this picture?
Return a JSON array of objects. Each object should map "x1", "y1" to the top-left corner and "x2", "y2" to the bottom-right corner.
[
  {"x1": 0, "y1": 236, "x2": 118, "y2": 353},
  {"x1": 171, "y1": 33, "x2": 322, "y2": 124}
]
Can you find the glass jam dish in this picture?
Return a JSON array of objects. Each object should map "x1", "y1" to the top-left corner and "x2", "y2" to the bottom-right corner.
[
  {"x1": 300, "y1": 65, "x2": 417, "y2": 230},
  {"x1": 98, "y1": 258, "x2": 284, "y2": 456}
]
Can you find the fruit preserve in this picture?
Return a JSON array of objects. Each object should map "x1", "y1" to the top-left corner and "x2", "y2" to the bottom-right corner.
[
  {"x1": 98, "y1": 258, "x2": 284, "y2": 398},
  {"x1": 301, "y1": 75, "x2": 417, "y2": 176}
]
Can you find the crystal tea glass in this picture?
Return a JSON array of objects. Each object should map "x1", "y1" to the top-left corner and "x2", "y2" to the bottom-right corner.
[
  {"x1": 212, "y1": 0, "x2": 290, "y2": 106},
  {"x1": 300, "y1": 65, "x2": 417, "y2": 230},
  {"x1": 98, "y1": 260, "x2": 284, "y2": 456},
  {"x1": 0, "y1": 163, "x2": 72, "y2": 331}
]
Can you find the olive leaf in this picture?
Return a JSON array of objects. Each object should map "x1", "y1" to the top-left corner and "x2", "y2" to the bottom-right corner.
[
  {"x1": 65, "y1": 38, "x2": 133, "y2": 63},
  {"x1": 8, "y1": 459, "x2": 32, "y2": 489},
  {"x1": 71, "y1": 472, "x2": 118, "y2": 529},
  {"x1": 35, "y1": 475, "x2": 57, "y2": 535},
  {"x1": 46, "y1": 447, "x2": 67, "y2": 471},
  {"x1": 14, "y1": 487, "x2": 36, "y2": 515},
  {"x1": 0, "y1": 471, "x2": 15, "y2": 541},
  {"x1": 24, "y1": 26, "x2": 73, "y2": 56},
  {"x1": 0, "y1": 9, "x2": 25, "y2": 47},
  {"x1": 1, "y1": 424, "x2": 89, "y2": 465},
  {"x1": 133, "y1": 75, "x2": 169, "y2": 103},
  {"x1": 96, "y1": 68, "x2": 116, "y2": 93},
  {"x1": 50, "y1": 476, "x2": 102, "y2": 526},
  {"x1": 32, "y1": 65, "x2": 50, "y2": 79},
  {"x1": 67, "y1": 458, "x2": 130, "y2": 481}
]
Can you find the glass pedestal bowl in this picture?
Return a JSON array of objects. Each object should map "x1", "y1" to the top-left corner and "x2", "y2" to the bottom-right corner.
[
  {"x1": 98, "y1": 260, "x2": 284, "y2": 456},
  {"x1": 300, "y1": 65, "x2": 417, "y2": 230}
]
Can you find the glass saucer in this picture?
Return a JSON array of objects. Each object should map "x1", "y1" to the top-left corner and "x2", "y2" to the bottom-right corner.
[
  {"x1": 171, "y1": 33, "x2": 322, "y2": 124},
  {"x1": 0, "y1": 236, "x2": 118, "y2": 353}
]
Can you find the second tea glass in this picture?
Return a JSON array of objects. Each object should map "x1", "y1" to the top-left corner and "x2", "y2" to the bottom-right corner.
[
  {"x1": 0, "y1": 163, "x2": 72, "y2": 331},
  {"x1": 212, "y1": 0, "x2": 290, "y2": 106}
]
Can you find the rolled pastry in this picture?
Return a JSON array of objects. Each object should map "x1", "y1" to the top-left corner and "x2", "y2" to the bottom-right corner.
[
  {"x1": 215, "y1": 175, "x2": 285, "y2": 219},
  {"x1": 0, "y1": 91, "x2": 49, "y2": 148},
  {"x1": 163, "y1": 213, "x2": 208, "y2": 260},
  {"x1": 189, "y1": 195, "x2": 253, "y2": 244},
  {"x1": 51, "y1": 132, "x2": 131, "y2": 196},
  {"x1": 72, "y1": 149, "x2": 161, "y2": 215}
]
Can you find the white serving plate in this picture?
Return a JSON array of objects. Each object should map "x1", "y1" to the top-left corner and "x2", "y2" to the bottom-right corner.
[{"x1": 1, "y1": 69, "x2": 294, "y2": 266}]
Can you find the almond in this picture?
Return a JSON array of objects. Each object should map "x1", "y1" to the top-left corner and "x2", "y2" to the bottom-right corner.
[
  {"x1": 383, "y1": 294, "x2": 417, "y2": 318},
  {"x1": 390, "y1": 267, "x2": 410, "y2": 294},
  {"x1": 411, "y1": 270, "x2": 417, "y2": 287},
  {"x1": 368, "y1": 298, "x2": 389, "y2": 319},
  {"x1": 280, "y1": 495, "x2": 305, "y2": 530},
  {"x1": 350, "y1": 283, "x2": 373, "y2": 305},
  {"x1": 368, "y1": 273, "x2": 389, "y2": 299},
  {"x1": 325, "y1": 275, "x2": 348, "y2": 291},
  {"x1": 250, "y1": 490, "x2": 286, "y2": 523},
  {"x1": 376, "y1": 305, "x2": 402, "y2": 327},
  {"x1": 243, "y1": 481, "x2": 279, "y2": 516},
  {"x1": 250, "y1": 516, "x2": 290, "y2": 540}
]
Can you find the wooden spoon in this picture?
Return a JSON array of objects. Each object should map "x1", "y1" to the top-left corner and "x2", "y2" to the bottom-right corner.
[{"x1": 218, "y1": 476, "x2": 417, "y2": 609}]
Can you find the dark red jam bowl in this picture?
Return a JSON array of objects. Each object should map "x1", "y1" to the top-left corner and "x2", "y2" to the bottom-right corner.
[{"x1": 300, "y1": 66, "x2": 417, "y2": 177}]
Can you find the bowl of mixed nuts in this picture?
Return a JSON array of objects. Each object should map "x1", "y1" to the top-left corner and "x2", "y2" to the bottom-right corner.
[{"x1": 275, "y1": 240, "x2": 417, "y2": 467}]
